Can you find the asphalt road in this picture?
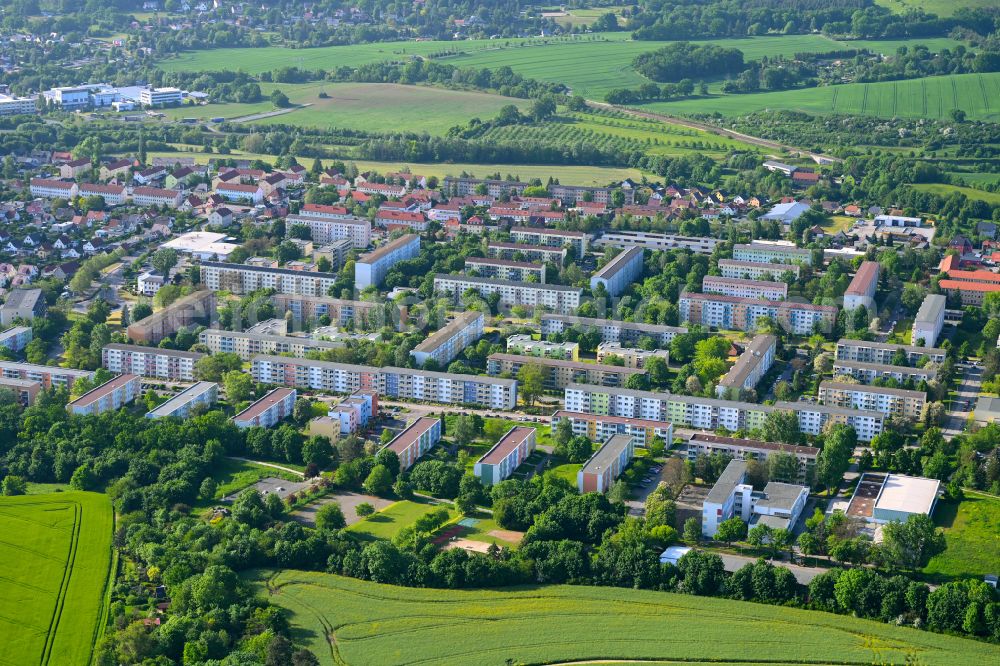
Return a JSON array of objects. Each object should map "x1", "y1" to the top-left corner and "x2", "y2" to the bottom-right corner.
[{"x1": 943, "y1": 365, "x2": 981, "y2": 436}]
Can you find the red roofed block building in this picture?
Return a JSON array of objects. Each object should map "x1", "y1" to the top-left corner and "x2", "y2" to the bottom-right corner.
[
  {"x1": 382, "y1": 417, "x2": 441, "y2": 471},
  {"x1": 474, "y1": 426, "x2": 536, "y2": 485},
  {"x1": 233, "y1": 387, "x2": 297, "y2": 429}
]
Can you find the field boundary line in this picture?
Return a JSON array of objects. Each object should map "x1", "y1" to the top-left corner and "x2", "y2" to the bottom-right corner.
[
  {"x1": 93, "y1": 510, "x2": 119, "y2": 656},
  {"x1": 39, "y1": 499, "x2": 81, "y2": 666}
]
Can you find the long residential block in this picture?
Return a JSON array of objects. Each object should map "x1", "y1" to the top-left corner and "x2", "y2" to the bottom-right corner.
[
  {"x1": 0, "y1": 376, "x2": 41, "y2": 406},
  {"x1": 686, "y1": 433, "x2": 818, "y2": 484},
  {"x1": 843, "y1": 261, "x2": 879, "y2": 311},
  {"x1": 201, "y1": 261, "x2": 339, "y2": 297},
  {"x1": 383, "y1": 417, "x2": 441, "y2": 471},
  {"x1": 487, "y1": 241, "x2": 566, "y2": 264},
  {"x1": 507, "y1": 334, "x2": 579, "y2": 360},
  {"x1": 590, "y1": 247, "x2": 643, "y2": 297},
  {"x1": 465, "y1": 256, "x2": 546, "y2": 283},
  {"x1": 434, "y1": 274, "x2": 581, "y2": 315},
  {"x1": 474, "y1": 426, "x2": 536, "y2": 486},
  {"x1": 285, "y1": 213, "x2": 371, "y2": 248},
  {"x1": 595, "y1": 341, "x2": 669, "y2": 368},
  {"x1": 198, "y1": 328, "x2": 341, "y2": 360},
  {"x1": 0, "y1": 326, "x2": 32, "y2": 352},
  {"x1": 67, "y1": 374, "x2": 140, "y2": 416},
  {"x1": 834, "y1": 339, "x2": 946, "y2": 365},
  {"x1": 271, "y1": 294, "x2": 404, "y2": 330},
  {"x1": 102, "y1": 344, "x2": 204, "y2": 381},
  {"x1": 510, "y1": 226, "x2": 588, "y2": 256},
  {"x1": 680, "y1": 291, "x2": 836, "y2": 335},
  {"x1": 718, "y1": 259, "x2": 800, "y2": 281},
  {"x1": 596, "y1": 230, "x2": 719, "y2": 255},
  {"x1": 354, "y1": 234, "x2": 420, "y2": 289},
  {"x1": 832, "y1": 360, "x2": 936, "y2": 384},
  {"x1": 410, "y1": 310, "x2": 484, "y2": 367},
  {"x1": 716, "y1": 334, "x2": 777, "y2": 398},
  {"x1": 0, "y1": 361, "x2": 93, "y2": 390},
  {"x1": 702, "y1": 276, "x2": 787, "y2": 301},
  {"x1": 818, "y1": 380, "x2": 926, "y2": 420},
  {"x1": 564, "y1": 384, "x2": 884, "y2": 442},
  {"x1": 578, "y1": 434, "x2": 635, "y2": 494},
  {"x1": 732, "y1": 241, "x2": 812, "y2": 266},
  {"x1": 487, "y1": 353, "x2": 644, "y2": 390},
  {"x1": 552, "y1": 410, "x2": 673, "y2": 448},
  {"x1": 250, "y1": 355, "x2": 517, "y2": 409},
  {"x1": 540, "y1": 314, "x2": 686, "y2": 347},
  {"x1": 146, "y1": 381, "x2": 218, "y2": 419},
  {"x1": 233, "y1": 388, "x2": 297, "y2": 429}
]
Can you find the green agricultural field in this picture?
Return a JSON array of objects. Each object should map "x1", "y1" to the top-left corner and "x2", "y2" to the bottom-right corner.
[
  {"x1": 346, "y1": 499, "x2": 457, "y2": 541},
  {"x1": 257, "y1": 570, "x2": 997, "y2": 666},
  {"x1": 641, "y1": 72, "x2": 1000, "y2": 122},
  {"x1": 147, "y1": 148, "x2": 644, "y2": 184},
  {"x1": 911, "y1": 182, "x2": 1000, "y2": 205},
  {"x1": 0, "y1": 492, "x2": 114, "y2": 666},
  {"x1": 875, "y1": 0, "x2": 998, "y2": 17},
  {"x1": 950, "y1": 172, "x2": 1000, "y2": 188},
  {"x1": 923, "y1": 490, "x2": 1000, "y2": 582}
]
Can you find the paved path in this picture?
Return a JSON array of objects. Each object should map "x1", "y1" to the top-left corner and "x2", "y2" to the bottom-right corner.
[
  {"x1": 943, "y1": 366, "x2": 981, "y2": 436},
  {"x1": 230, "y1": 104, "x2": 311, "y2": 123},
  {"x1": 717, "y1": 552, "x2": 827, "y2": 585},
  {"x1": 227, "y1": 456, "x2": 306, "y2": 479}
]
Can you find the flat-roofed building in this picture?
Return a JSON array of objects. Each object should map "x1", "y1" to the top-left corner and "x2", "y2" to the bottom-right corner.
[
  {"x1": 0, "y1": 376, "x2": 41, "y2": 405},
  {"x1": 127, "y1": 289, "x2": 215, "y2": 345},
  {"x1": 102, "y1": 343, "x2": 204, "y2": 381},
  {"x1": 680, "y1": 291, "x2": 836, "y2": 335},
  {"x1": 146, "y1": 381, "x2": 218, "y2": 419},
  {"x1": 564, "y1": 384, "x2": 885, "y2": 442},
  {"x1": 487, "y1": 353, "x2": 644, "y2": 390},
  {"x1": 67, "y1": 374, "x2": 140, "y2": 416},
  {"x1": 702, "y1": 458, "x2": 809, "y2": 537},
  {"x1": 487, "y1": 242, "x2": 566, "y2": 264},
  {"x1": 313, "y1": 390, "x2": 378, "y2": 437},
  {"x1": 834, "y1": 339, "x2": 946, "y2": 365},
  {"x1": 233, "y1": 388, "x2": 296, "y2": 429},
  {"x1": 161, "y1": 231, "x2": 241, "y2": 261},
  {"x1": 716, "y1": 334, "x2": 776, "y2": 399},
  {"x1": 410, "y1": 311, "x2": 484, "y2": 367},
  {"x1": 540, "y1": 314, "x2": 686, "y2": 348},
  {"x1": 552, "y1": 410, "x2": 672, "y2": 448},
  {"x1": 465, "y1": 257, "x2": 546, "y2": 283},
  {"x1": 590, "y1": 247, "x2": 643, "y2": 297},
  {"x1": 0, "y1": 93, "x2": 37, "y2": 116},
  {"x1": 912, "y1": 294, "x2": 946, "y2": 347},
  {"x1": 284, "y1": 213, "x2": 371, "y2": 249},
  {"x1": 733, "y1": 240, "x2": 812, "y2": 265},
  {"x1": 718, "y1": 259, "x2": 799, "y2": 281},
  {"x1": 686, "y1": 433, "x2": 818, "y2": 484},
  {"x1": 832, "y1": 359, "x2": 936, "y2": 384},
  {"x1": 271, "y1": 294, "x2": 403, "y2": 330},
  {"x1": 507, "y1": 334, "x2": 579, "y2": 361},
  {"x1": 595, "y1": 231, "x2": 719, "y2": 255},
  {"x1": 595, "y1": 341, "x2": 669, "y2": 369},
  {"x1": 847, "y1": 473, "x2": 939, "y2": 524},
  {"x1": 843, "y1": 261, "x2": 880, "y2": 311},
  {"x1": 578, "y1": 434, "x2": 635, "y2": 494},
  {"x1": 201, "y1": 261, "x2": 339, "y2": 297},
  {"x1": 198, "y1": 328, "x2": 341, "y2": 360},
  {"x1": 0, "y1": 326, "x2": 32, "y2": 352},
  {"x1": 819, "y1": 380, "x2": 926, "y2": 420},
  {"x1": 510, "y1": 226, "x2": 588, "y2": 256},
  {"x1": 434, "y1": 274, "x2": 581, "y2": 315},
  {"x1": 0, "y1": 288, "x2": 46, "y2": 325},
  {"x1": 702, "y1": 276, "x2": 787, "y2": 301},
  {"x1": 355, "y1": 234, "x2": 420, "y2": 289},
  {"x1": 383, "y1": 417, "x2": 441, "y2": 471},
  {"x1": 474, "y1": 426, "x2": 536, "y2": 485},
  {"x1": 0, "y1": 361, "x2": 92, "y2": 390}
]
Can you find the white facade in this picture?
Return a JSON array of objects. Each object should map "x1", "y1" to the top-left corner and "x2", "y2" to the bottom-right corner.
[
  {"x1": 912, "y1": 294, "x2": 945, "y2": 347},
  {"x1": 146, "y1": 382, "x2": 218, "y2": 419},
  {"x1": 590, "y1": 247, "x2": 643, "y2": 297},
  {"x1": 200, "y1": 262, "x2": 339, "y2": 296},
  {"x1": 732, "y1": 240, "x2": 812, "y2": 266},
  {"x1": 718, "y1": 259, "x2": 799, "y2": 281},
  {"x1": 434, "y1": 274, "x2": 581, "y2": 315},
  {"x1": 410, "y1": 311, "x2": 484, "y2": 367},
  {"x1": 285, "y1": 214, "x2": 372, "y2": 249},
  {"x1": 0, "y1": 93, "x2": 37, "y2": 115},
  {"x1": 29, "y1": 179, "x2": 78, "y2": 199},
  {"x1": 140, "y1": 87, "x2": 183, "y2": 106},
  {"x1": 702, "y1": 275, "x2": 787, "y2": 300},
  {"x1": 354, "y1": 234, "x2": 420, "y2": 289}
]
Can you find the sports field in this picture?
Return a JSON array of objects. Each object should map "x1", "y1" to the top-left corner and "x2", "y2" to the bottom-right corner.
[
  {"x1": 258, "y1": 570, "x2": 997, "y2": 666},
  {"x1": 0, "y1": 492, "x2": 114, "y2": 666},
  {"x1": 641, "y1": 72, "x2": 1000, "y2": 122}
]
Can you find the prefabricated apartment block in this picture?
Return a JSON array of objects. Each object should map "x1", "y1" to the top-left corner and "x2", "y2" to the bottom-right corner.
[
  {"x1": 146, "y1": 381, "x2": 218, "y2": 419},
  {"x1": 67, "y1": 373, "x2": 140, "y2": 416},
  {"x1": 102, "y1": 343, "x2": 204, "y2": 381},
  {"x1": 578, "y1": 434, "x2": 636, "y2": 494},
  {"x1": 233, "y1": 388, "x2": 297, "y2": 429},
  {"x1": 383, "y1": 417, "x2": 442, "y2": 471},
  {"x1": 474, "y1": 426, "x2": 536, "y2": 486}
]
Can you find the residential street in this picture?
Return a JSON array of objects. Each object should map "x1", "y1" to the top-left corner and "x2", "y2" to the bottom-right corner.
[{"x1": 943, "y1": 365, "x2": 981, "y2": 436}]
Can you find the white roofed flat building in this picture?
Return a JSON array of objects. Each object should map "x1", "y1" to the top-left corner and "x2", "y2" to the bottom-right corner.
[
  {"x1": 146, "y1": 381, "x2": 218, "y2": 419},
  {"x1": 102, "y1": 343, "x2": 204, "y2": 381},
  {"x1": 410, "y1": 310, "x2": 484, "y2": 367},
  {"x1": 590, "y1": 247, "x2": 643, "y2": 297}
]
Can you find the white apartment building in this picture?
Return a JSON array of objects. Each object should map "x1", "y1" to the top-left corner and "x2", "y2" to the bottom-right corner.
[
  {"x1": 510, "y1": 226, "x2": 588, "y2": 255},
  {"x1": 590, "y1": 247, "x2": 644, "y2": 297},
  {"x1": 67, "y1": 374, "x2": 140, "y2": 416},
  {"x1": 507, "y1": 334, "x2": 579, "y2": 360},
  {"x1": 140, "y1": 87, "x2": 183, "y2": 106},
  {"x1": 912, "y1": 294, "x2": 946, "y2": 347},
  {"x1": 146, "y1": 381, "x2": 218, "y2": 419},
  {"x1": 702, "y1": 275, "x2": 788, "y2": 301},
  {"x1": 715, "y1": 334, "x2": 776, "y2": 398},
  {"x1": 410, "y1": 310, "x2": 484, "y2": 367},
  {"x1": 137, "y1": 271, "x2": 165, "y2": 296},
  {"x1": 832, "y1": 360, "x2": 936, "y2": 384},
  {"x1": 595, "y1": 342, "x2": 669, "y2": 368},
  {"x1": 198, "y1": 328, "x2": 341, "y2": 360},
  {"x1": 79, "y1": 183, "x2": 127, "y2": 206},
  {"x1": 102, "y1": 344, "x2": 204, "y2": 381},
  {"x1": 843, "y1": 261, "x2": 879, "y2": 312},
  {"x1": 465, "y1": 257, "x2": 546, "y2": 283},
  {"x1": 285, "y1": 213, "x2": 372, "y2": 249},
  {"x1": 200, "y1": 261, "x2": 339, "y2": 296},
  {"x1": 131, "y1": 186, "x2": 183, "y2": 208},
  {"x1": 216, "y1": 183, "x2": 263, "y2": 203},
  {"x1": 0, "y1": 326, "x2": 31, "y2": 352},
  {"x1": 702, "y1": 459, "x2": 809, "y2": 537},
  {"x1": 488, "y1": 242, "x2": 566, "y2": 264},
  {"x1": 718, "y1": 258, "x2": 800, "y2": 281},
  {"x1": 540, "y1": 314, "x2": 686, "y2": 347},
  {"x1": 434, "y1": 274, "x2": 582, "y2": 315},
  {"x1": 354, "y1": 234, "x2": 420, "y2": 289},
  {"x1": 819, "y1": 381, "x2": 927, "y2": 420},
  {"x1": 0, "y1": 93, "x2": 38, "y2": 115},
  {"x1": 732, "y1": 240, "x2": 812, "y2": 266},
  {"x1": 29, "y1": 178, "x2": 78, "y2": 199},
  {"x1": 0, "y1": 361, "x2": 92, "y2": 390},
  {"x1": 834, "y1": 339, "x2": 946, "y2": 365},
  {"x1": 233, "y1": 388, "x2": 297, "y2": 429},
  {"x1": 686, "y1": 433, "x2": 818, "y2": 484},
  {"x1": 595, "y1": 230, "x2": 719, "y2": 255}
]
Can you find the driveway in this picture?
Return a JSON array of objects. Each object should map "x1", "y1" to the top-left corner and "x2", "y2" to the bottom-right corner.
[
  {"x1": 717, "y1": 552, "x2": 826, "y2": 585},
  {"x1": 293, "y1": 490, "x2": 394, "y2": 526}
]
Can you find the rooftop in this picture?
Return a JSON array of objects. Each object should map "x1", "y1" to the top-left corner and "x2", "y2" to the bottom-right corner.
[
  {"x1": 146, "y1": 381, "x2": 217, "y2": 418},
  {"x1": 489, "y1": 353, "x2": 644, "y2": 374},
  {"x1": 688, "y1": 432, "x2": 819, "y2": 456},
  {"x1": 1, "y1": 288, "x2": 42, "y2": 311},
  {"x1": 466, "y1": 257, "x2": 544, "y2": 270},
  {"x1": 592, "y1": 246, "x2": 643, "y2": 281},
  {"x1": 833, "y1": 359, "x2": 936, "y2": 377},
  {"x1": 510, "y1": 226, "x2": 586, "y2": 238},
  {"x1": 358, "y1": 234, "x2": 419, "y2": 264},
  {"x1": 68, "y1": 373, "x2": 138, "y2": 409},
  {"x1": 103, "y1": 343, "x2": 205, "y2": 359},
  {"x1": 819, "y1": 380, "x2": 926, "y2": 400},
  {"x1": 845, "y1": 261, "x2": 880, "y2": 296},
  {"x1": 542, "y1": 313, "x2": 687, "y2": 334},
  {"x1": 435, "y1": 274, "x2": 583, "y2": 293},
  {"x1": 411, "y1": 311, "x2": 483, "y2": 354},
  {"x1": 704, "y1": 275, "x2": 789, "y2": 291},
  {"x1": 385, "y1": 417, "x2": 439, "y2": 456},
  {"x1": 705, "y1": 458, "x2": 749, "y2": 505},
  {"x1": 874, "y1": 474, "x2": 939, "y2": 515},
  {"x1": 717, "y1": 334, "x2": 776, "y2": 389},
  {"x1": 478, "y1": 426, "x2": 534, "y2": 466},
  {"x1": 580, "y1": 434, "x2": 634, "y2": 477},
  {"x1": 836, "y1": 338, "x2": 946, "y2": 355},
  {"x1": 914, "y1": 294, "x2": 947, "y2": 324},
  {"x1": 233, "y1": 388, "x2": 295, "y2": 423},
  {"x1": 755, "y1": 481, "x2": 807, "y2": 512},
  {"x1": 201, "y1": 261, "x2": 339, "y2": 280}
]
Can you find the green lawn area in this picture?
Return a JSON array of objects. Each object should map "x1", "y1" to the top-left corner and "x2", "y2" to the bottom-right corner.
[
  {"x1": 211, "y1": 458, "x2": 300, "y2": 501},
  {"x1": 911, "y1": 182, "x2": 1000, "y2": 206},
  {"x1": 823, "y1": 215, "x2": 857, "y2": 234},
  {"x1": 439, "y1": 513, "x2": 521, "y2": 548},
  {"x1": 923, "y1": 490, "x2": 1000, "y2": 582},
  {"x1": 950, "y1": 171, "x2": 1000, "y2": 188},
  {"x1": 640, "y1": 72, "x2": 1000, "y2": 122},
  {"x1": 548, "y1": 462, "x2": 582, "y2": 486},
  {"x1": 258, "y1": 570, "x2": 998, "y2": 666},
  {"x1": 346, "y1": 499, "x2": 458, "y2": 541},
  {"x1": 0, "y1": 492, "x2": 114, "y2": 666},
  {"x1": 875, "y1": 0, "x2": 998, "y2": 17}
]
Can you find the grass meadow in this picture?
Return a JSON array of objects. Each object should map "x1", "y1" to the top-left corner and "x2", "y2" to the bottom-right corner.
[
  {"x1": 912, "y1": 182, "x2": 1000, "y2": 205},
  {"x1": 640, "y1": 72, "x2": 1000, "y2": 121},
  {"x1": 345, "y1": 499, "x2": 458, "y2": 541},
  {"x1": 256, "y1": 570, "x2": 998, "y2": 666},
  {"x1": 0, "y1": 492, "x2": 114, "y2": 666},
  {"x1": 875, "y1": 0, "x2": 999, "y2": 17},
  {"x1": 923, "y1": 490, "x2": 1000, "y2": 582}
]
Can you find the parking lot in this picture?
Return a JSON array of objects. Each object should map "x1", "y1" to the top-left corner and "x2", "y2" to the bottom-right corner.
[{"x1": 223, "y1": 477, "x2": 311, "y2": 502}]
